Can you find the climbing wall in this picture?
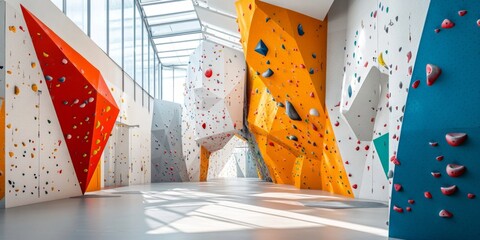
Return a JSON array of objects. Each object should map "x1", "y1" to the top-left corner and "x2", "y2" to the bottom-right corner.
[
  {"x1": 389, "y1": 1, "x2": 480, "y2": 239},
  {"x1": 324, "y1": 0, "x2": 430, "y2": 201},
  {"x1": 151, "y1": 100, "x2": 188, "y2": 182},
  {"x1": 183, "y1": 40, "x2": 246, "y2": 180},
  {"x1": 185, "y1": 40, "x2": 246, "y2": 152},
  {"x1": 207, "y1": 136, "x2": 257, "y2": 179},
  {"x1": 236, "y1": 0, "x2": 353, "y2": 194},
  {"x1": 3, "y1": 0, "x2": 152, "y2": 207}
]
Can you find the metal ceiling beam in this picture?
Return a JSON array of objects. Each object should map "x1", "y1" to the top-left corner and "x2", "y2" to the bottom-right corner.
[
  {"x1": 160, "y1": 54, "x2": 191, "y2": 59},
  {"x1": 141, "y1": 0, "x2": 186, "y2": 7},
  {"x1": 204, "y1": 25, "x2": 240, "y2": 40},
  {"x1": 152, "y1": 29, "x2": 203, "y2": 39},
  {"x1": 147, "y1": 9, "x2": 195, "y2": 19},
  {"x1": 156, "y1": 38, "x2": 201, "y2": 45},
  {"x1": 157, "y1": 47, "x2": 196, "y2": 54},
  {"x1": 203, "y1": 31, "x2": 241, "y2": 47},
  {"x1": 192, "y1": 1, "x2": 237, "y2": 19},
  {"x1": 149, "y1": 18, "x2": 199, "y2": 28}
]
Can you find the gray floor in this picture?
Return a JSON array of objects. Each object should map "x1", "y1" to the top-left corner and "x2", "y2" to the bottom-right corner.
[{"x1": 0, "y1": 179, "x2": 390, "y2": 240}]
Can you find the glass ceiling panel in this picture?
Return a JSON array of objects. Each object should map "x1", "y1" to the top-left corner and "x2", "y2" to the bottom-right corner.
[
  {"x1": 153, "y1": 33, "x2": 202, "y2": 45},
  {"x1": 151, "y1": 20, "x2": 201, "y2": 36},
  {"x1": 156, "y1": 40, "x2": 200, "y2": 52},
  {"x1": 161, "y1": 56, "x2": 190, "y2": 66},
  {"x1": 157, "y1": 49, "x2": 196, "y2": 58},
  {"x1": 147, "y1": 11, "x2": 197, "y2": 25},
  {"x1": 143, "y1": 1, "x2": 194, "y2": 16}
]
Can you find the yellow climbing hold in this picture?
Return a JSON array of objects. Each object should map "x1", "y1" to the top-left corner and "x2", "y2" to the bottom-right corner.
[
  {"x1": 31, "y1": 84, "x2": 38, "y2": 92},
  {"x1": 95, "y1": 139, "x2": 101, "y2": 145},
  {"x1": 8, "y1": 152, "x2": 14, "y2": 158},
  {"x1": 43, "y1": 52, "x2": 49, "y2": 57},
  {"x1": 83, "y1": 168, "x2": 88, "y2": 173},
  {"x1": 106, "y1": 106, "x2": 111, "y2": 112},
  {"x1": 378, "y1": 52, "x2": 388, "y2": 69},
  {"x1": 31, "y1": 62, "x2": 36, "y2": 68},
  {"x1": 6, "y1": 124, "x2": 11, "y2": 129},
  {"x1": 96, "y1": 121, "x2": 101, "y2": 129},
  {"x1": 14, "y1": 86, "x2": 20, "y2": 95},
  {"x1": 8, "y1": 26, "x2": 16, "y2": 32}
]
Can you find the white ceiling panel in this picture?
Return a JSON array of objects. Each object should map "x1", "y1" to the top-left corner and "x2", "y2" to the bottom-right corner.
[{"x1": 260, "y1": 0, "x2": 334, "y2": 20}]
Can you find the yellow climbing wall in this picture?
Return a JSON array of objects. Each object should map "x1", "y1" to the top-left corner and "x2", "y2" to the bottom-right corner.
[
  {"x1": 199, "y1": 146, "x2": 211, "y2": 182},
  {"x1": 238, "y1": 0, "x2": 353, "y2": 196}
]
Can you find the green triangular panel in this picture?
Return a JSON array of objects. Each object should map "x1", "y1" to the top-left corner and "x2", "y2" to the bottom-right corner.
[{"x1": 373, "y1": 133, "x2": 389, "y2": 177}]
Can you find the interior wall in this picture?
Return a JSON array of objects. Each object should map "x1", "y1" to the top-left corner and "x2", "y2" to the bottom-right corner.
[
  {"x1": 0, "y1": 1, "x2": 5, "y2": 209},
  {"x1": 3, "y1": 0, "x2": 152, "y2": 208}
]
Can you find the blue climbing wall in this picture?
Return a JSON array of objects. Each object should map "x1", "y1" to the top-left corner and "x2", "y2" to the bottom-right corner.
[{"x1": 389, "y1": 1, "x2": 480, "y2": 239}]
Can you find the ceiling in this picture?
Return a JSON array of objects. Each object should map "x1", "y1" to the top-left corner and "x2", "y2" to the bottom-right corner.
[{"x1": 138, "y1": 0, "x2": 334, "y2": 66}]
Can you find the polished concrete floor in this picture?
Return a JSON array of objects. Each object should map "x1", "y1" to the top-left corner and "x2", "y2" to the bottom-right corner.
[{"x1": 0, "y1": 179, "x2": 390, "y2": 240}]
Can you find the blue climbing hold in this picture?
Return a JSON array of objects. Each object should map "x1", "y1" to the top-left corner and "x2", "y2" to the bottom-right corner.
[
  {"x1": 309, "y1": 68, "x2": 314, "y2": 74},
  {"x1": 58, "y1": 77, "x2": 66, "y2": 83},
  {"x1": 262, "y1": 68, "x2": 274, "y2": 78},
  {"x1": 298, "y1": 24, "x2": 305, "y2": 36},
  {"x1": 45, "y1": 75, "x2": 53, "y2": 81},
  {"x1": 255, "y1": 40, "x2": 268, "y2": 56},
  {"x1": 348, "y1": 85, "x2": 352, "y2": 97}
]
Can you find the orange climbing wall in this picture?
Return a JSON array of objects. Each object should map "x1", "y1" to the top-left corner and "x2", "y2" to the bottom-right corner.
[
  {"x1": 86, "y1": 161, "x2": 101, "y2": 192},
  {"x1": 199, "y1": 146, "x2": 211, "y2": 182},
  {"x1": 0, "y1": 100, "x2": 5, "y2": 203},
  {"x1": 22, "y1": 6, "x2": 120, "y2": 194},
  {"x1": 238, "y1": 0, "x2": 353, "y2": 195}
]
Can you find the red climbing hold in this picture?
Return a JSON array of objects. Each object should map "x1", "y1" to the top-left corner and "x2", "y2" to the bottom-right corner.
[
  {"x1": 406, "y1": 51, "x2": 412, "y2": 63},
  {"x1": 394, "y1": 184, "x2": 403, "y2": 192},
  {"x1": 446, "y1": 164, "x2": 466, "y2": 177},
  {"x1": 406, "y1": 207, "x2": 412, "y2": 212},
  {"x1": 426, "y1": 64, "x2": 441, "y2": 86},
  {"x1": 458, "y1": 10, "x2": 467, "y2": 17},
  {"x1": 439, "y1": 209, "x2": 453, "y2": 218},
  {"x1": 441, "y1": 185, "x2": 457, "y2": 196},
  {"x1": 311, "y1": 123, "x2": 318, "y2": 131},
  {"x1": 202, "y1": 123, "x2": 207, "y2": 129},
  {"x1": 412, "y1": 80, "x2": 420, "y2": 89},
  {"x1": 436, "y1": 155, "x2": 444, "y2": 161},
  {"x1": 391, "y1": 156, "x2": 400, "y2": 165},
  {"x1": 431, "y1": 172, "x2": 441, "y2": 178},
  {"x1": 424, "y1": 191, "x2": 432, "y2": 199},
  {"x1": 364, "y1": 145, "x2": 370, "y2": 151},
  {"x1": 477, "y1": 19, "x2": 480, "y2": 27},
  {"x1": 352, "y1": 184, "x2": 358, "y2": 189},
  {"x1": 429, "y1": 141, "x2": 438, "y2": 147},
  {"x1": 269, "y1": 142, "x2": 275, "y2": 147},
  {"x1": 205, "y1": 69, "x2": 213, "y2": 78},
  {"x1": 441, "y1": 19, "x2": 455, "y2": 29},
  {"x1": 445, "y1": 133, "x2": 467, "y2": 146},
  {"x1": 468, "y1": 193, "x2": 476, "y2": 199},
  {"x1": 393, "y1": 205, "x2": 403, "y2": 213},
  {"x1": 335, "y1": 121, "x2": 340, "y2": 127},
  {"x1": 408, "y1": 199, "x2": 415, "y2": 204}
]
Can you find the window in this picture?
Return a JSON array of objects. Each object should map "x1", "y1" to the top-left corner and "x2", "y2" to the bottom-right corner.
[
  {"x1": 66, "y1": 0, "x2": 88, "y2": 33},
  {"x1": 143, "y1": 24, "x2": 149, "y2": 90},
  {"x1": 91, "y1": 0, "x2": 107, "y2": 52},
  {"x1": 162, "y1": 67, "x2": 174, "y2": 102},
  {"x1": 51, "y1": 0, "x2": 63, "y2": 11},
  {"x1": 149, "y1": 44, "x2": 155, "y2": 95},
  {"x1": 123, "y1": 0, "x2": 135, "y2": 77},
  {"x1": 109, "y1": 0, "x2": 123, "y2": 66},
  {"x1": 135, "y1": 5, "x2": 143, "y2": 85},
  {"x1": 173, "y1": 68, "x2": 186, "y2": 104}
]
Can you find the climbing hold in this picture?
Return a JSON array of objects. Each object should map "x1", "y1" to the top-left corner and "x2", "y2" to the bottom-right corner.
[
  {"x1": 387, "y1": 170, "x2": 394, "y2": 178},
  {"x1": 406, "y1": 207, "x2": 412, "y2": 212},
  {"x1": 268, "y1": 142, "x2": 275, "y2": 147},
  {"x1": 468, "y1": 193, "x2": 476, "y2": 199},
  {"x1": 393, "y1": 205, "x2": 403, "y2": 213},
  {"x1": 352, "y1": 184, "x2": 358, "y2": 189},
  {"x1": 312, "y1": 53, "x2": 317, "y2": 59},
  {"x1": 477, "y1": 19, "x2": 480, "y2": 27},
  {"x1": 14, "y1": 86, "x2": 20, "y2": 95},
  {"x1": 62, "y1": 58, "x2": 68, "y2": 64},
  {"x1": 88, "y1": 97, "x2": 95, "y2": 103},
  {"x1": 445, "y1": 133, "x2": 467, "y2": 146},
  {"x1": 66, "y1": 134, "x2": 72, "y2": 139},
  {"x1": 288, "y1": 135, "x2": 298, "y2": 141},
  {"x1": 347, "y1": 85, "x2": 352, "y2": 97},
  {"x1": 391, "y1": 156, "x2": 400, "y2": 165},
  {"x1": 309, "y1": 68, "x2": 314, "y2": 74},
  {"x1": 31, "y1": 84, "x2": 38, "y2": 92},
  {"x1": 406, "y1": 51, "x2": 412, "y2": 63},
  {"x1": 426, "y1": 64, "x2": 441, "y2": 86},
  {"x1": 441, "y1": 19, "x2": 455, "y2": 29},
  {"x1": 446, "y1": 164, "x2": 466, "y2": 177},
  {"x1": 201, "y1": 123, "x2": 206, "y2": 129},
  {"x1": 45, "y1": 75, "x2": 53, "y2": 81},
  {"x1": 408, "y1": 199, "x2": 415, "y2": 204},
  {"x1": 286, "y1": 101, "x2": 302, "y2": 121},
  {"x1": 205, "y1": 69, "x2": 213, "y2": 78},
  {"x1": 431, "y1": 172, "x2": 441, "y2": 178},
  {"x1": 309, "y1": 108, "x2": 319, "y2": 117},
  {"x1": 429, "y1": 141, "x2": 438, "y2": 147},
  {"x1": 394, "y1": 184, "x2": 403, "y2": 192},
  {"x1": 441, "y1": 185, "x2": 457, "y2": 196},
  {"x1": 412, "y1": 80, "x2": 420, "y2": 89},
  {"x1": 297, "y1": 24, "x2": 305, "y2": 36},
  {"x1": 262, "y1": 68, "x2": 274, "y2": 78},
  {"x1": 311, "y1": 123, "x2": 318, "y2": 131},
  {"x1": 31, "y1": 62, "x2": 36, "y2": 68},
  {"x1": 424, "y1": 191, "x2": 432, "y2": 199},
  {"x1": 378, "y1": 52, "x2": 388, "y2": 69},
  {"x1": 59, "y1": 77, "x2": 66, "y2": 83},
  {"x1": 277, "y1": 102, "x2": 285, "y2": 108},
  {"x1": 439, "y1": 209, "x2": 453, "y2": 218},
  {"x1": 265, "y1": 17, "x2": 270, "y2": 22},
  {"x1": 255, "y1": 40, "x2": 268, "y2": 56},
  {"x1": 436, "y1": 155, "x2": 444, "y2": 161},
  {"x1": 458, "y1": 10, "x2": 467, "y2": 17}
]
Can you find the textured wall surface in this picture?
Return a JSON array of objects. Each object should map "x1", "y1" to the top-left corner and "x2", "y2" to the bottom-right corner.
[
  {"x1": 390, "y1": 1, "x2": 480, "y2": 239},
  {"x1": 207, "y1": 136, "x2": 257, "y2": 179},
  {"x1": 237, "y1": 0, "x2": 352, "y2": 195},
  {"x1": 0, "y1": 1, "x2": 5, "y2": 209},
  {"x1": 151, "y1": 100, "x2": 187, "y2": 182}
]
